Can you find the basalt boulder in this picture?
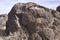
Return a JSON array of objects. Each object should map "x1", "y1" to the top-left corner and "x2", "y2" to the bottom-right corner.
[{"x1": 56, "y1": 6, "x2": 60, "y2": 12}]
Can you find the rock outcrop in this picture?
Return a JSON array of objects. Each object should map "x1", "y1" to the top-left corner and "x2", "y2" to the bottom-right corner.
[
  {"x1": 0, "y1": 14, "x2": 7, "y2": 40},
  {"x1": 56, "y1": 6, "x2": 60, "y2": 12},
  {"x1": 0, "y1": 14, "x2": 7, "y2": 31},
  {"x1": 0, "y1": 2, "x2": 60, "y2": 40}
]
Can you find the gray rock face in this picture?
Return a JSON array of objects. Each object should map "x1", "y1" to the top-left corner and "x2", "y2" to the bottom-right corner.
[{"x1": 0, "y1": 2, "x2": 60, "y2": 40}]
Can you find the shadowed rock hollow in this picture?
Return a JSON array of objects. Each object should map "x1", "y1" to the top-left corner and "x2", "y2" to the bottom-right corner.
[{"x1": 0, "y1": 2, "x2": 60, "y2": 40}]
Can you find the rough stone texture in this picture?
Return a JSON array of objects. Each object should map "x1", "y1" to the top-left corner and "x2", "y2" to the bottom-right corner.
[{"x1": 0, "y1": 2, "x2": 60, "y2": 40}]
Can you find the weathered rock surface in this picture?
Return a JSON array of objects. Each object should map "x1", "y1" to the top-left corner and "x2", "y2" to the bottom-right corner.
[{"x1": 0, "y1": 2, "x2": 60, "y2": 40}]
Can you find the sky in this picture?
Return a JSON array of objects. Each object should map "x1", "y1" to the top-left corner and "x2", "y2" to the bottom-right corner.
[{"x1": 0, "y1": 0, "x2": 60, "y2": 14}]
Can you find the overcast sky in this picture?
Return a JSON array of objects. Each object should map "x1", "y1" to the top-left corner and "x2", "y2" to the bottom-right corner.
[{"x1": 0, "y1": 0, "x2": 60, "y2": 14}]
